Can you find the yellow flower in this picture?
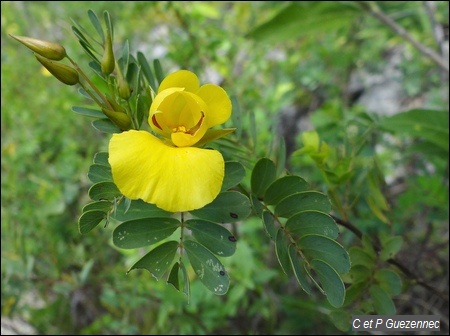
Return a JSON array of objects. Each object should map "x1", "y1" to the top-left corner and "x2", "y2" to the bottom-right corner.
[{"x1": 109, "y1": 70, "x2": 233, "y2": 212}]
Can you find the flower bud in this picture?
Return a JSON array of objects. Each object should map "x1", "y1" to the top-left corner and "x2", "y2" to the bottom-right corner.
[
  {"x1": 9, "y1": 34, "x2": 66, "y2": 61},
  {"x1": 34, "y1": 54, "x2": 79, "y2": 86},
  {"x1": 101, "y1": 31, "x2": 115, "y2": 75},
  {"x1": 102, "y1": 108, "x2": 132, "y2": 130},
  {"x1": 118, "y1": 79, "x2": 131, "y2": 100}
]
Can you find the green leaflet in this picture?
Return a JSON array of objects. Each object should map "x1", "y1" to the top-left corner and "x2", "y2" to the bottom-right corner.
[
  {"x1": 113, "y1": 218, "x2": 180, "y2": 249},
  {"x1": 184, "y1": 240, "x2": 229, "y2": 295}
]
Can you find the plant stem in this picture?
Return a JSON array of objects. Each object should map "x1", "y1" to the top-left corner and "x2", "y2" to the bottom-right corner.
[{"x1": 356, "y1": 1, "x2": 449, "y2": 72}]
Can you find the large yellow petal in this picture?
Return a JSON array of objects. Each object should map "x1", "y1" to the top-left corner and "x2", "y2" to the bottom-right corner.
[
  {"x1": 196, "y1": 84, "x2": 232, "y2": 127},
  {"x1": 158, "y1": 70, "x2": 199, "y2": 93},
  {"x1": 109, "y1": 130, "x2": 224, "y2": 212}
]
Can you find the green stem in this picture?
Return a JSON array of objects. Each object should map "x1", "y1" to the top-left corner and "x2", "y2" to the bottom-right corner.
[
  {"x1": 179, "y1": 212, "x2": 185, "y2": 263},
  {"x1": 66, "y1": 55, "x2": 114, "y2": 111}
]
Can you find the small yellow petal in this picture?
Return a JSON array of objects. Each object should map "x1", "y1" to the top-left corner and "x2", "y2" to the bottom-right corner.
[
  {"x1": 109, "y1": 130, "x2": 224, "y2": 212},
  {"x1": 196, "y1": 84, "x2": 232, "y2": 127},
  {"x1": 158, "y1": 70, "x2": 199, "y2": 93}
]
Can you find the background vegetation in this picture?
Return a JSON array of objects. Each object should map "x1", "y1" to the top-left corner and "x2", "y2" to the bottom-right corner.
[{"x1": 1, "y1": 1, "x2": 448, "y2": 334}]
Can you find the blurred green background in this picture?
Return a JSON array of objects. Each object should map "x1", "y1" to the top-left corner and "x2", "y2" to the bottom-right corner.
[{"x1": 1, "y1": 1, "x2": 448, "y2": 334}]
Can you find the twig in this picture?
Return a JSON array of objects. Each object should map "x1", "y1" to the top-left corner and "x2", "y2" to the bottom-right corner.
[
  {"x1": 333, "y1": 214, "x2": 449, "y2": 303},
  {"x1": 356, "y1": 1, "x2": 449, "y2": 72}
]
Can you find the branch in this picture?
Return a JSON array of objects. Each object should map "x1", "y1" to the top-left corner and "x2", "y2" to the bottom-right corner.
[
  {"x1": 333, "y1": 215, "x2": 449, "y2": 303},
  {"x1": 356, "y1": 1, "x2": 449, "y2": 72}
]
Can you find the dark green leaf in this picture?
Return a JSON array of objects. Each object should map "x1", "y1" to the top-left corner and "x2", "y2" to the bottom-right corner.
[
  {"x1": 250, "y1": 194, "x2": 264, "y2": 218},
  {"x1": 298, "y1": 234, "x2": 350, "y2": 274},
  {"x1": 275, "y1": 137, "x2": 286, "y2": 177},
  {"x1": 231, "y1": 96, "x2": 242, "y2": 139},
  {"x1": 262, "y1": 210, "x2": 277, "y2": 240},
  {"x1": 89, "y1": 61, "x2": 105, "y2": 79},
  {"x1": 221, "y1": 161, "x2": 246, "y2": 191},
  {"x1": 78, "y1": 210, "x2": 105, "y2": 234},
  {"x1": 167, "y1": 262, "x2": 180, "y2": 291},
  {"x1": 251, "y1": 158, "x2": 276, "y2": 197},
  {"x1": 103, "y1": 10, "x2": 113, "y2": 39},
  {"x1": 374, "y1": 269, "x2": 402, "y2": 296},
  {"x1": 185, "y1": 219, "x2": 236, "y2": 257},
  {"x1": 92, "y1": 119, "x2": 121, "y2": 133},
  {"x1": 370, "y1": 285, "x2": 396, "y2": 314},
  {"x1": 264, "y1": 175, "x2": 309, "y2": 205},
  {"x1": 275, "y1": 229, "x2": 292, "y2": 275},
  {"x1": 72, "y1": 106, "x2": 104, "y2": 118},
  {"x1": 288, "y1": 244, "x2": 311, "y2": 294},
  {"x1": 285, "y1": 210, "x2": 339, "y2": 239},
  {"x1": 190, "y1": 191, "x2": 251, "y2": 223},
  {"x1": 93, "y1": 152, "x2": 109, "y2": 166},
  {"x1": 343, "y1": 282, "x2": 367, "y2": 307},
  {"x1": 113, "y1": 217, "x2": 180, "y2": 249},
  {"x1": 379, "y1": 109, "x2": 449, "y2": 152},
  {"x1": 112, "y1": 199, "x2": 172, "y2": 221},
  {"x1": 88, "y1": 164, "x2": 112, "y2": 183},
  {"x1": 128, "y1": 241, "x2": 178, "y2": 280},
  {"x1": 121, "y1": 40, "x2": 130, "y2": 77},
  {"x1": 88, "y1": 181, "x2": 121, "y2": 201},
  {"x1": 310, "y1": 259, "x2": 345, "y2": 308},
  {"x1": 72, "y1": 25, "x2": 93, "y2": 49},
  {"x1": 153, "y1": 59, "x2": 164, "y2": 85},
  {"x1": 82, "y1": 200, "x2": 112, "y2": 213},
  {"x1": 184, "y1": 240, "x2": 229, "y2": 295},
  {"x1": 180, "y1": 261, "x2": 190, "y2": 301},
  {"x1": 137, "y1": 51, "x2": 157, "y2": 92},
  {"x1": 275, "y1": 191, "x2": 331, "y2": 218}
]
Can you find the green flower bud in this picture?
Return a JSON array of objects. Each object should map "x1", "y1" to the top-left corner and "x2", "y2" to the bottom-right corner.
[
  {"x1": 9, "y1": 34, "x2": 66, "y2": 61},
  {"x1": 102, "y1": 108, "x2": 132, "y2": 130},
  {"x1": 106, "y1": 97, "x2": 126, "y2": 113},
  {"x1": 34, "y1": 54, "x2": 79, "y2": 86},
  {"x1": 101, "y1": 30, "x2": 115, "y2": 75},
  {"x1": 118, "y1": 80, "x2": 131, "y2": 100}
]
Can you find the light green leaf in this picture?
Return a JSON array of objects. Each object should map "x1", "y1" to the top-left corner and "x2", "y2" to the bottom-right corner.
[
  {"x1": 370, "y1": 285, "x2": 396, "y2": 314},
  {"x1": 185, "y1": 219, "x2": 237, "y2": 257},
  {"x1": 285, "y1": 210, "x2": 339, "y2": 239},
  {"x1": 112, "y1": 199, "x2": 172, "y2": 221},
  {"x1": 78, "y1": 210, "x2": 105, "y2": 234},
  {"x1": 72, "y1": 106, "x2": 104, "y2": 118},
  {"x1": 275, "y1": 191, "x2": 331, "y2": 218},
  {"x1": 329, "y1": 310, "x2": 351, "y2": 332},
  {"x1": 221, "y1": 161, "x2": 246, "y2": 191},
  {"x1": 264, "y1": 175, "x2": 309, "y2": 205},
  {"x1": 113, "y1": 218, "x2": 180, "y2": 249},
  {"x1": 310, "y1": 259, "x2": 345, "y2": 308},
  {"x1": 190, "y1": 191, "x2": 251, "y2": 223},
  {"x1": 275, "y1": 229, "x2": 292, "y2": 275},
  {"x1": 82, "y1": 200, "x2": 112, "y2": 213},
  {"x1": 348, "y1": 247, "x2": 375, "y2": 268},
  {"x1": 87, "y1": 164, "x2": 112, "y2": 183},
  {"x1": 88, "y1": 181, "x2": 121, "y2": 201},
  {"x1": 128, "y1": 240, "x2": 178, "y2": 280},
  {"x1": 92, "y1": 119, "x2": 121, "y2": 133},
  {"x1": 379, "y1": 109, "x2": 449, "y2": 152},
  {"x1": 184, "y1": 240, "x2": 229, "y2": 295},
  {"x1": 298, "y1": 234, "x2": 350, "y2": 274},
  {"x1": 380, "y1": 235, "x2": 403, "y2": 261},
  {"x1": 374, "y1": 269, "x2": 402, "y2": 296},
  {"x1": 247, "y1": 2, "x2": 359, "y2": 43},
  {"x1": 251, "y1": 158, "x2": 276, "y2": 198},
  {"x1": 288, "y1": 244, "x2": 312, "y2": 294},
  {"x1": 88, "y1": 9, "x2": 105, "y2": 43}
]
